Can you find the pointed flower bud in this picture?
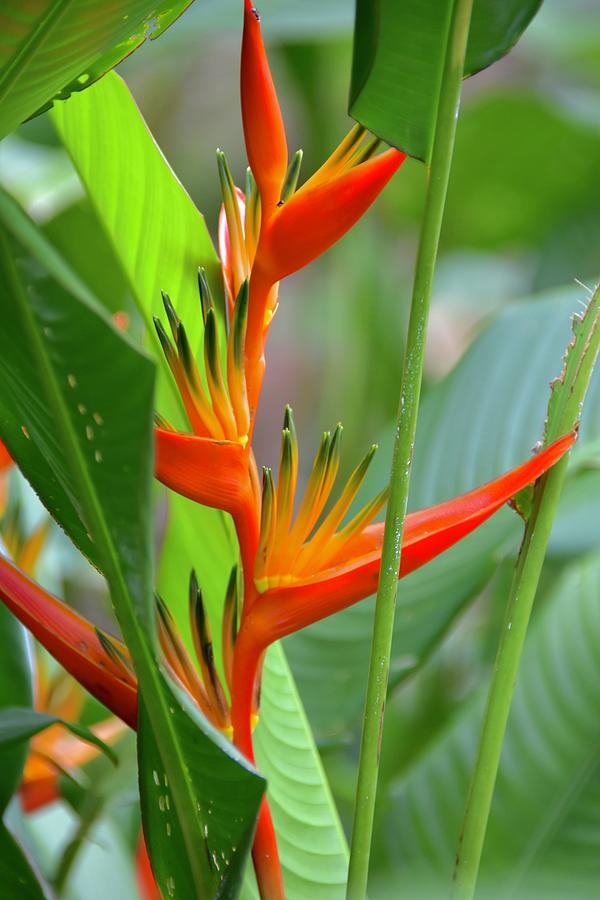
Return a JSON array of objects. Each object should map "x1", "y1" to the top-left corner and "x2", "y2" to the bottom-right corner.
[
  {"x1": 279, "y1": 149, "x2": 303, "y2": 204},
  {"x1": 241, "y1": 0, "x2": 288, "y2": 216},
  {"x1": 189, "y1": 571, "x2": 230, "y2": 727}
]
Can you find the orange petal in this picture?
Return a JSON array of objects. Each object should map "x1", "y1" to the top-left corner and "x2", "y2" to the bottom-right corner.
[
  {"x1": 241, "y1": 0, "x2": 288, "y2": 217},
  {"x1": 251, "y1": 433, "x2": 575, "y2": 641},
  {"x1": 137, "y1": 833, "x2": 161, "y2": 900},
  {"x1": 0, "y1": 555, "x2": 138, "y2": 728},
  {"x1": 20, "y1": 770, "x2": 60, "y2": 813},
  {"x1": 155, "y1": 428, "x2": 250, "y2": 514},
  {"x1": 255, "y1": 148, "x2": 405, "y2": 284},
  {"x1": 0, "y1": 439, "x2": 12, "y2": 471}
]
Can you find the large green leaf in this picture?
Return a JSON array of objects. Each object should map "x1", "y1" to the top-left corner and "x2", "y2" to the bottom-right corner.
[
  {"x1": 0, "y1": 228, "x2": 264, "y2": 897},
  {"x1": 0, "y1": 823, "x2": 50, "y2": 900},
  {"x1": 253, "y1": 645, "x2": 349, "y2": 899},
  {"x1": 288, "y1": 286, "x2": 600, "y2": 740},
  {"x1": 0, "y1": 0, "x2": 194, "y2": 140},
  {"x1": 0, "y1": 604, "x2": 33, "y2": 814},
  {"x1": 50, "y1": 67, "x2": 235, "y2": 615},
  {"x1": 50, "y1": 70, "x2": 221, "y2": 395},
  {"x1": 349, "y1": 0, "x2": 542, "y2": 160},
  {"x1": 380, "y1": 553, "x2": 600, "y2": 899}
]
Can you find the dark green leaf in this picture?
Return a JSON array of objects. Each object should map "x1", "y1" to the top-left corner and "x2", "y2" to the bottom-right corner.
[
  {"x1": 0, "y1": 707, "x2": 117, "y2": 765},
  {"x1": 0, "y1": 0, "x2": 194, "y2": 139},
  {"x1": 139, "y1": 692, "x2": 264, "y2": 900},
  {"x1": 0, "y1": 822, "x2": 50, "y2": 900},
  {"x1": 0, "y1": 226, "x2": 264, "y2": 896},
  {"x1": 0, "y1": 605, "x2": 33, "y2": 814},
  {"x1": 350, "y1": 0, "x2": 542, "y2": 160}
]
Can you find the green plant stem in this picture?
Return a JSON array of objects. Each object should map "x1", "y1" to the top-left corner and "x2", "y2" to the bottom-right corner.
[
  {"x1": 453, "y1": 284, "x2": 600, "y2": 899},
  {"x1": 452, "y1": 460, "x2": 567, "y2": 900},
  {"x1": 345, "y1": 1, "x2": 474, "y2": 896}
]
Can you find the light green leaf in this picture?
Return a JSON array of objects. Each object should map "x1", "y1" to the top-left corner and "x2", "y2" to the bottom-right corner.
[
  {"x1": 350, "y1": 0, "x2": 542, "y2": 160},
  {"x1": 50, "y1": 69, "x2": 221, "y2": 419},
  {"x1": 253, "y1": 645, "x2": 349, "y2": 899},
  {"x1": 0, "y1": 0, "x2": 194, "y2": 139},
  {"x1": 50, "y1": 65, "x2": 233, "y2": 617}
]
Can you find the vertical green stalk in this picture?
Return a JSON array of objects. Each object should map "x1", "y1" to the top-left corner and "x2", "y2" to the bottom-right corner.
[
  {"x1": 453, "y1": 285, "x2": 600, "y2": 900},
  {"x1": 346, "y1": 1, "x2": 474, "y2": 896}
]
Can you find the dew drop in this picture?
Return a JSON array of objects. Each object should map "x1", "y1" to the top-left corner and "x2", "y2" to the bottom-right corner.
[
  {"x1": 94, "y1": 450, "x2": 103, "y2": 463},
  {"x1": 78, "y1": 403, "x2": 87, "y2": 415},
  {"x1": 153, "y1": 770, "x2": 160, "y2": 786},
  {"x1": 86, "y1": 425, "x2": 94, "y2": 440},
  {"x1": 93, "y1": 412, "x2": 104, "y2": 425},
  {"x1": 67, "y1": 374, "x2": 77, "y2": 388},
  {"x1": 21, "y1": 425, "x2": 30, "y2": 439}
]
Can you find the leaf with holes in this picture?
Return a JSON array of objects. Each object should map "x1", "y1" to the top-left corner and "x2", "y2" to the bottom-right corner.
[
  {"x1": 0, "y1": 0, "x2": 194, "y2": 139},
  {"x1": 350, "y1": 0, "x2": 543, "y2": 160},
  {"x1": 0, "y1": 226, "x2": 265, "y2": 897}
]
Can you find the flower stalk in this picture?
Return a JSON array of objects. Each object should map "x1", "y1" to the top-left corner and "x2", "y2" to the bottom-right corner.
[{"x1": 346, "y1": 0, "x2": 476, "y2": 895}]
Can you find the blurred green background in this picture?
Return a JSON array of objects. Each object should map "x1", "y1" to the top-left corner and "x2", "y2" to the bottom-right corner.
[{"x1": 2, "y1": 0, "x2": 600, "y2": 896}]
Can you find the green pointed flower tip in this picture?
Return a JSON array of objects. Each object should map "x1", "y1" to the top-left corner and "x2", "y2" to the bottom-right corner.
[
  {"x1": 175, "y1": 320, "x2": 196, "y2": 383},
  {"x1": 278, "y1": 428, "x2": 294, "y2": 486},
  {"x1": 328, "y1": 423, "x2": 343, "y2": 465},
  {"x1": 155, "y1": 591, "x2": 174, "y2": 630},
  {"x1": 279, "y1": 149, "x2": 303, "y2": 204},
  {"x1": 188, "y1": 568, "x2": 206, "y2": 639},
  {"x1": 153, "y1": 316, "x2": 177, "y2": 365},
  {"x1": 161, "y1": 289, "x2": 179, "y2": 339},
  {"x1": 329, "y1": 123, "x2": 367, "y2": 169},
  {"x1": 245, "y1": 166, "x2": 256, "y2": 207},
  {"x1": 188, "y1": 570, "x2": 222, "y2": 695},
  {"x1": 216, "y1": 148, "x2": 237, "y2": 204},
  {"x1": 224, "y1": 565, "x2": 239, "y2": 644},
  {"x1": 258, "y1": 466, "x2": 276, "y2": 546},
  {"x1": 232, "y1": 280, "x2": 249, "y2": 368},
  {"x1": 95, "y1": 627, "x2": 135, "y2": 679},
  {"x1": 197, "y1": 267, "x2": 216, "y2": 325},
  {"x1": 245, "y1": 167, "x2": 261, "y2": 238},
  {"x1": 350, "y1": 135, "x2": 381, "y2": 167},
  {"x1": 203, "y1": 307, "x2": 220, "y2": 380},
  {"x1": 153, "y1": 411, "x2": 175, "y2": 432}
]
